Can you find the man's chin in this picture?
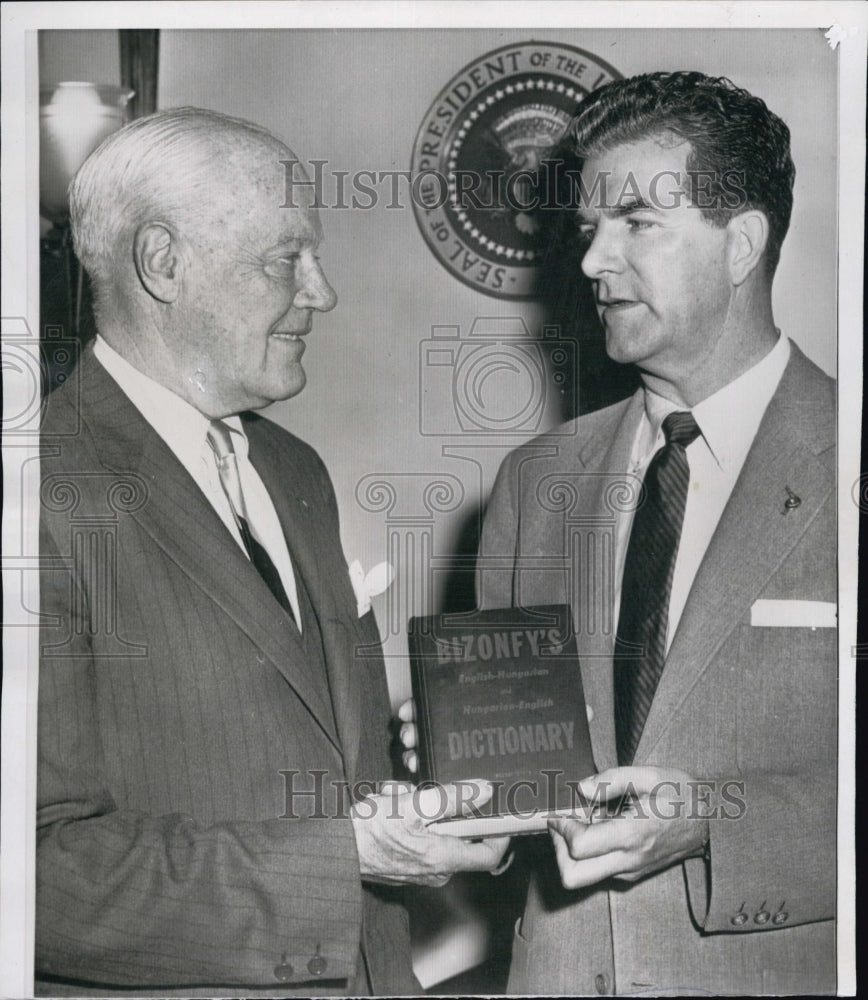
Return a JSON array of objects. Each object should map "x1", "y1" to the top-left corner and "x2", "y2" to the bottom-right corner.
[
  {"x1": 605, "y1": 329, "x2": 648, "y2": 367},
  {"x1": 240, "y1": 369, "x2": 308, "y2": 411},
  {"x1": 270, "y1": 367, "x2": 308, "y2": 405}
]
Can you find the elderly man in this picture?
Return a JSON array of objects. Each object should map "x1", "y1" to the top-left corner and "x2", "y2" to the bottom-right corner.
[
  {"x1": 36, "y1": 107, "x2": 506, "y2": 997},
  {"x1": 401, "y1": 71, "x2": 836, "y2": 995}
]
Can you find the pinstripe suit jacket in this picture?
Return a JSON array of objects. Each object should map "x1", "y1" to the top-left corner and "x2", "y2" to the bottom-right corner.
[
  {"x1": 479, "y1": 343, "x2": 837, "y2": 995},
  {"x1": 36, "y1": 347, "x2": 417, "y2": 996}
]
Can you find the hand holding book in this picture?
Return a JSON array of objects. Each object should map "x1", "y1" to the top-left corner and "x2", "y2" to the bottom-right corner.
[{"x1": 350, "y1": 779, "x2": 510, "y2": 884}]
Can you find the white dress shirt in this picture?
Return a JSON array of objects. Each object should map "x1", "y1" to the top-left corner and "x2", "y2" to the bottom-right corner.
[
  {"x1": 92, "y1": 336, "x2": 302, "y2": 629},
  {"x1": 613, "y1": 333, "x2": 791, "y2": 651}
]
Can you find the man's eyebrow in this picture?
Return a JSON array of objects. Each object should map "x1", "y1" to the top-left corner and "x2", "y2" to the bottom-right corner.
[
  {"x1": 609, "y1": 197, "x2": 656, "y2": 217},
  {"x1": 267, "y1": 234, "x2": 321, "y2": 254},
  {"x1": 574, "y1": 196, "x2": 657, "y2": 224}
]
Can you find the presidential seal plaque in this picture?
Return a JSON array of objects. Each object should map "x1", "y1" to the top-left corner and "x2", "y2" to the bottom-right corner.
[{"x1": 411, "y1": 42, "x2": 621, "y2": 299}]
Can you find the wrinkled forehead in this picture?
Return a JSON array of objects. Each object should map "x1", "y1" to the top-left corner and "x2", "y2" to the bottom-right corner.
[
  {"x1": 200, "y1": 135, "x2": 323, "y2": 246},
  {"x1": 577, "y1": 134, "x2": 692, "y2": 214}
]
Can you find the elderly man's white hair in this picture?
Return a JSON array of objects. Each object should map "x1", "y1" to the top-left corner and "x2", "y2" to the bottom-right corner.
[{"x1": 70, "y1": 106, "x2": 283, "y2": 292}]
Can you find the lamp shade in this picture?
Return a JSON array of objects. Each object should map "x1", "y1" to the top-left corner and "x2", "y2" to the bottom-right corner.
[{"x1": 40, "y1": 82, "x2": 135, "y2": 222}]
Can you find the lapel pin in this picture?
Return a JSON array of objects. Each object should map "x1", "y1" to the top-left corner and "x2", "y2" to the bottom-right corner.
[{"x1": 782, "y1": 486, "x2": 801, "y2": 515}]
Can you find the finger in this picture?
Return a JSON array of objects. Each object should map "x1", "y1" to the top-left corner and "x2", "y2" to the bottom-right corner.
[
  {"x1": 549, "y1": 815, "x2": 636, "y2": 861},
  {"x1": 399, "y1": 722, "x2": 417, "y2": 749},
  {"x1": 548, "y1": 815, "x2": 593, "y2": 846},
  {"x1": 445, "y1": 834, "x2": 511, "y2": 872},
  {"x1": 397, "y1": 699, "x2": 416, "y2": 723},
  {"x1": 554, "y1": 843, "x2": 632, "y2": 890},
  {"x1": 414, "y1": 779, "x2": 493, "y2": 822},
  {"x1": 549, "y1": 815, "x2": 593, "y2": 854},
  {"x1": 490, "y1": 848, "x2": 515, "y2": 876},
  {"x1": 550, "y1": 820, "x2": 635, "y2": 887},
  {"x1": 402, "y1": 749, "x2": 418, "y2": 774},
  {"x1": 575, "y1": 766, "x2": 663, "y2": 803},
  {"x1": 378, "y1": 780, "x2": 414, "y2": 797},
  {"x1": 551, "y1": 821, "x2": 574, "y2": 867}
]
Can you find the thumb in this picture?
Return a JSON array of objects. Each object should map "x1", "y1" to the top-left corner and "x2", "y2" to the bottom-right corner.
[
  {"x1": 576, "y1": 766, "x2": 660, "y2": 802},
  {"x1": 415, "y1": 779, "x2": 493, "y2": 822}
]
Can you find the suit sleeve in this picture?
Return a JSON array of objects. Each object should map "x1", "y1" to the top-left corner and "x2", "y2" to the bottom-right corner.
[
  {"x1": 683, "y1": 624, "x2": 837, "y2": 933},
  {"x1": 683, "y1": 478, "x2": 838, "y2": 935},
  {"x1": 36, "y1": 492, "x2": 363, "y2": 989},
  {"x1": 684, "y1": 765, "x2": 836, "y2": 934}
]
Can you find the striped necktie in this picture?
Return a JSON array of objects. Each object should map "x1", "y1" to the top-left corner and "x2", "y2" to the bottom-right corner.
[
  {"x1": 614, "y1": 410, "x2": 701, "y2": 765},
  {"x1": 206, "y1": 419, "x2": 295, "y2": 623}
]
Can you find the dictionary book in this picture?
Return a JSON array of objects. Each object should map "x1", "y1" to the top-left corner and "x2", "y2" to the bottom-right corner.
[{"x1": 408, "y1": 604, "x2": 596, "y2": 837}]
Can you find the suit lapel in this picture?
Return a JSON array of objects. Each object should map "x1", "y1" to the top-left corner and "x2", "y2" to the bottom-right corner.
[
  {"x1": 635, "y1": 351, "x2": 835, "y2": 760},
  {"x1": 246, "y1": 418, "x2": 362, "y2": 780},
  {"x1": 576, "y1": 391, "x2": 645, "y2": 771},
  {"x1": 524, "y1": 390, "x2": 643, "y2": 772},
  {"x1": 78, "y1": 350, "x2": 341, "y2": 750},
  {"x1": 318, "y1": 617, "x2": 363, "y2": 786}
]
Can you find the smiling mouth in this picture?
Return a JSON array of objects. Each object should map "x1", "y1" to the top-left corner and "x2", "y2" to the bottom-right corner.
[
  {"x1": 271, "y1": 331, "x2": 308, "y2": 341},
  {"x1": 598, "y1": 298, "x2": 639, "y2": 310}
]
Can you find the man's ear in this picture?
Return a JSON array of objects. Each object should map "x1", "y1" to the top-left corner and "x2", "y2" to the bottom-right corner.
[
  {"x1": 726, "y1": 210, "x2": 769, "y2": 286},
  {"x1": 133, "y1": 223, "x2": 181, "y2": 303}
]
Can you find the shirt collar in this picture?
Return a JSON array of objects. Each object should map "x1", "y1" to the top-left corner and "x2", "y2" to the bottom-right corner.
[
  {"x1": 92, "y1": 335, "x2": 247, "y2": 461},
  {"x1": 642, "y1": 332, "x2": 790, "y2": 471}
]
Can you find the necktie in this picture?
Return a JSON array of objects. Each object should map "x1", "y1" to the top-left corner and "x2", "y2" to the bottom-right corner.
[
  {"x1": 614, "y1": 410, "x2": 701, "y2": 765},
  {"x1": 206, "y1": 419, "x2": 295, "y2": 622}
]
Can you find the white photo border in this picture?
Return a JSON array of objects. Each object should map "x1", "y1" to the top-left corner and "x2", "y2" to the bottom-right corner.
[{"x1": 2, "y1": 3, "x2": 863, "y2": 996}]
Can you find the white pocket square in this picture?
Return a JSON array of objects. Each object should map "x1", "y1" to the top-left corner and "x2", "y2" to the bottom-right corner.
[
  {"x1": 750, "y1": 599, "x2": 837, "y2": 628},
  {"x1": 349, "y1": 560, "x2": 395, "y2": 618}
]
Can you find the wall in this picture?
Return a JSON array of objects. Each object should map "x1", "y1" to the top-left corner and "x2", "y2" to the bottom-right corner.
[
  {"x1": 35, "y1": 26, "x2": 841, "y2": 989},
  {"x1": 41, "y1": 28, "x2": 838, "y2": 705},
  {"x1": 39, "y1": 30, "x2": 118, "y2": 89}
]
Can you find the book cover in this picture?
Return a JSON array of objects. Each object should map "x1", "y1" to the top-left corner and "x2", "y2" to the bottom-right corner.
[{"x1": 408, "y1": 604, "x2": 596, "y2": 836}]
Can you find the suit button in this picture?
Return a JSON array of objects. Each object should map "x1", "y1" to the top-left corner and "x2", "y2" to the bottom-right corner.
[
  {"x1": 308, "y1": 945, "x2": 327, "y2": 976},
  {"x1": 773, "y1": 911, "x2": 789, "y2": 925},
  {"x1": 595, "y1": 972, "x2": 609, "y2": 994},
  {"x1": 730, "y1": 912, "x2": 748, "y2": 926},
  {"x1": 754, "y1": 910, "x2": 770, "y2": 925},
  {"x1": 273, "y1": 961, "x2": 294, "y2": 982}
]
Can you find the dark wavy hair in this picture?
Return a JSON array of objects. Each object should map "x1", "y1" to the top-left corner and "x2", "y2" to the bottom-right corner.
[{"x1": 556, "y1": 71, "x2": 795, "y2": 275}]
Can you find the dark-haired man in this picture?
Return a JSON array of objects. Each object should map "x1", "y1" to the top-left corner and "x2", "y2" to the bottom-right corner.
[{"x1": 477, "y1": 72, "x2": 836, "y2": 994}]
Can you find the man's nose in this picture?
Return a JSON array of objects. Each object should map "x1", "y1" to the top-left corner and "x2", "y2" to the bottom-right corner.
[
  {"x1": 580, "y1": 222, "x2": 621, "y2": 281},
  {"x1": 294, "y1": 258, "x2": 338, "y2": 312}
]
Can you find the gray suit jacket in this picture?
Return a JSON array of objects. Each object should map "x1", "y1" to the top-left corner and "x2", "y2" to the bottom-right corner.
[
  {"x1": 479, "y1": 343, "x2": 837, "y2": 995},
  {"x1": 36, "y1": 348, "x2": 417, "y2": 996}
]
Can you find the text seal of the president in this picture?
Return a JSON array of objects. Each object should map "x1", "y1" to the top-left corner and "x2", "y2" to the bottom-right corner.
[{"x1": 411, "y1": 41, "x2": 621, "y2": 299}]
